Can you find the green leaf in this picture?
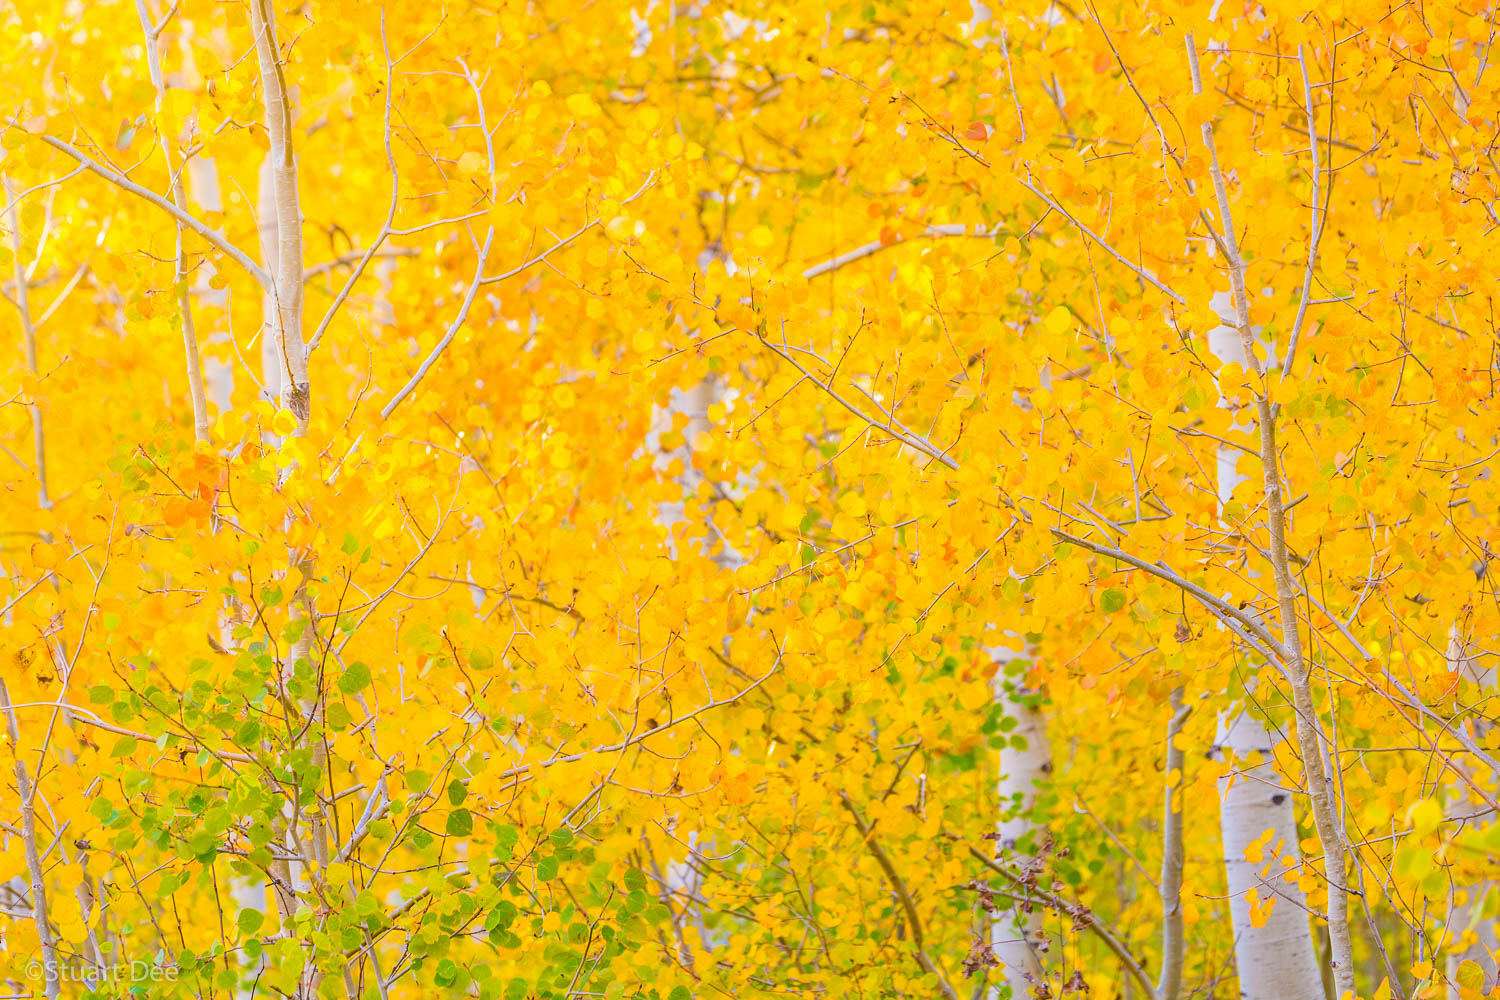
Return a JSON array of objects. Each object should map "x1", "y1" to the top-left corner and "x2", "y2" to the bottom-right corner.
[
  {"x1": 237, "y1": 909, "x2": 264, "y2": 935},
  {"x1": 109, "y1": 736, "x2": 138, "y2": 758},
  {"x1": 447, "y1": 779, "x2": 468, "y2": 806},
  {"x1": 342, "y1": 532, "x2": 360, "y2": 555},
  {"x1": 469, "y1": 646, "x2": 495, "y2": 670},
  {"x1": 1098, "y1": 588, "x2": 1127, "y2": 614},
  {"x1": 338, "y1": 662, "x2": 371, "y2": 694},
  {"x1": 536, "y1": 856, "x2": 559, "y2": 881},
  {"x1": 446, "y1": 808, "x2": 473, "y2": 837}
]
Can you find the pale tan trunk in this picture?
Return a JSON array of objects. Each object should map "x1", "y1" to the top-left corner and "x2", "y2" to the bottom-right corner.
[
  {"x1": 248, "y1": 5, "x2": 321, "y2": 998},
  {"x1": 249, "y1": 0, "x2": 307, "y2": 429},
  {"x1": 1193, "y1": 33, "x2": 1357, "y2": 990},
  {"x1": 1445, "y1": 625, "x2": 1498, "y2": 996},
  {"x1": 1214, "y1": 712, "x2": 1325, "y2": 1000},
  {"x1": 135, "y1": 0, "x2": 212, "y2": 442},
  {"x1": 3, "y1": 177, "x2": 49, "y2": 509},
  {"x1": 1, "y1": 680, "x2": 61, "y2": 1000},
  {"x1": 988, "y1": 644, "x2": 1051, "y2": 998}
]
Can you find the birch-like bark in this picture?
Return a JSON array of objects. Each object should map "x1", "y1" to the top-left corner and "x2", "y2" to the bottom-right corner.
[
  {"x1": 247, "y1": 7, "x2": 321, "y2": 999},
  {"x1": 256, "y1": 156, "x2": 284, "y2": 402},
  {"x1": 987, "y1": 643, "x2": 1051, "y2": 998},
  {"x1": 248, "y1": 0, "x2": 308, "y2": 428},
  {"x1": 135, "y1": 0, "x2": 211, "y2": 442},
  {"x1": 1157, "y1": 689, "x2": 1191, "y2": 1000},
  {"x1": 1214, "y1": 712, "x2": 1325, "y2": 1000},
  {"x1": 1189, "y1": 36, "x2": 1356, "y2": 997},
  {"x1": 648, "y1": 375, "x2": 725, "y2": 968},
  {"x1": 3, "y1": 177, "x2": 49, "y2": 510},
  {"x1": 185, "y1": 149, "x2": 235, "y2": 413},
  {"x1": 174, "y1": 29, "x2": 235, "y2": 415},
  {"x1": 1445, "y1": 625, "x2": 1498, "y2": 997},
  {"x1": 1, "y1": 679, "x2": 61, "y2": 1000},
  {"x1": 1203, "y1": 285, "x2": 1325, "y2": 999}
]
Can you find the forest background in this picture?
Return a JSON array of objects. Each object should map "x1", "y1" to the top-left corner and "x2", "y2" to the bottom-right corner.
[{"x1": 1, "y1": 0, "x2": 1498, "y2": 999}]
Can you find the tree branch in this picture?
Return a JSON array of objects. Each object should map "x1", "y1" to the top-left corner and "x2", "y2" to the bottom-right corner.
[
  {"x1": 841, "y1": 793, "x2": 961, "y2": 1000},
  {"x1": 1, "y1": 680, "x2": 61, "y2": 1000},
  {"x1": 1157, "y1": 689, "x2": 1191, "y2": 1000},
  {"x1": 966, "y1": 841, "x2": 1157, "y2": 1000},
  {"x1": 31, "y1": 133, "x2": 269, "y2": 286}
]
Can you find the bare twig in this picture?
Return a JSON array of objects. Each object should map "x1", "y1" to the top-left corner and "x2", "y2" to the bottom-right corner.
[
  {"x1": 1, "y1": 680, "x2": 61, "y2": 1000},
  {"x1": 841, "y1": 793, "x2": 960, "y2": 1000},
  {"x1": 31, "y1": 133, "x2": 268, "y2": 285}
]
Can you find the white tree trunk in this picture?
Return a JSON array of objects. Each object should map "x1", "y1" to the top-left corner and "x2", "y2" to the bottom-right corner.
[
  {"x1": 256, "y1": 155, "x2": 284, "y2": 402},
  {"x1": 3, "y1": 177, "x2": 49, "y2": 510},
  {"x1": 1215, "y1": 711, "x2": 1324, "y2": 1000},
  {"x1": 988, "y1": 645, "x2": 1051, "y2": 998},
  {"x1": 648, "y1": 377, "x2": 724, "y2": 967},
  {"x1": 249, "y1": 0, "x2": 306, "y2": 426},
  {"x1": 1446, "y1": 624, "x2": 1498, "y2": 996},
  {"x1": 184, "y1": 153, "x2": 234, "y2": 415},
  {"x1": 1, "y1": 680, "x2": 61, "y2": 1000},
  {"x1": 1205, "y1": 289, "x2": 1324, "y2": 999}
]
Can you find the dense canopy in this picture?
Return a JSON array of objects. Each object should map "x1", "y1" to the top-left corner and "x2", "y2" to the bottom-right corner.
[{"x1": 1, "y1": 1, "x2": 1498, "y2": 999}]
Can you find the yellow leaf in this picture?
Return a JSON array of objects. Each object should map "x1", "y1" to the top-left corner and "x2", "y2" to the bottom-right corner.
[
  {"x1": 566, "y1": 93, "x2": 601, "y2": 118},
  {"x1": 605, "y1": 216, "x2": 643, "y2": 243},
  {"x1": 271, "y1": 408, "x2": 300, "y2": 438},
  {"x1": 1455, "y1": 959, "x2": 1487, "y2": 995},
  {"x1": 1406, "y1": 797, "x2": 1442, "y2": 838}
]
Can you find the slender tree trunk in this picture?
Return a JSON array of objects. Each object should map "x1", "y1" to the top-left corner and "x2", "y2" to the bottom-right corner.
[
  {"x1": 648, "y1": 365, "x2": 730, "y2": 968},
  {"x1": 175, "y1": 28, "x2": 236, "y2": 416},
  {"x1": 1215, "y1": 711, "x2": 1325, "y2": 1000},
  {"x1": 988, "y1": 643, "x2": 1051, "y2": 999},
  {"x1": 1158, "y1": 689, "x2": 1191, "y2": 1000},
  {"x1": 256, "y1": 155, "x2": 283, "y2": 402},
  {"x1": 248, "y1": 5, "x2": 320, "y2": 998},
  {"x1": 185, "y1": 154, "x2": 235, "y2": 414},
  {"x1": 1445, "y1": 624, "x2": 1498, "y2": 997},
  {"x1": 1191, "y1": 33, "x2": 1356, "y2": 993},
  {"x1": 248, "y1": 0, "x2": 307, "y2": 429},
  {"x1": 1, "y1": 680, "x2": 61, "y2": 1000},
  {"x1": 3, "y1": 177, "x2": 49, "y2": 510},
  {"x1": 1203, "y1": 274, "x2": 1325, "y2": 1000},
  {"x1": 135, "y1": 0, "x2": 212, "y2": 442}
]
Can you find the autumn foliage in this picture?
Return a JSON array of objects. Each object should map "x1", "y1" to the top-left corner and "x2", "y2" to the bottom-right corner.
[{"x1": 1, "y1": 0, "x2": 1499, "y2": 998}]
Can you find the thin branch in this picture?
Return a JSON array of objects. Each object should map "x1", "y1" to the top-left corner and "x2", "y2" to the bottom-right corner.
[
  {"x1": 966, "y1": 842, "x2": 1157, "y2": 1000},
  {"x1": 1157, "y1": 690, "x2": 1191, "y2": 1000},
  {"x1": 1281, "y1": 45, "x2": 1328, "y2": 380},
  {"x1": 477, "y1": 172, "x2": 658, "y2": 287},
  {"x1": 307, "y1": 11, "x2": 399, "y2": 355},
  {"x1": 800, "y1": 223, "x2": 1001, "y2": 280},
  {"x1": 3, "y1": 176, "x2": 49, "y2": 509},
  {"x1": 841, "y1": 793, "x2": 960, "y2": 1000},
  {"x1": 1014, "y1": 175, "x2": 1185, "y2": 303},
  {"x1": 0, "y1": 680, "x2": 61, "y2": 1000},
  {"x1": 1050, "y1": 527, "x2": 1290, "y2": 661},
  {"x1": 378, "y1": 226, "x2": 494, "y2": 418},
  {"x1": 31, "y1": 133, "x2": 268, "y2": 286}
]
